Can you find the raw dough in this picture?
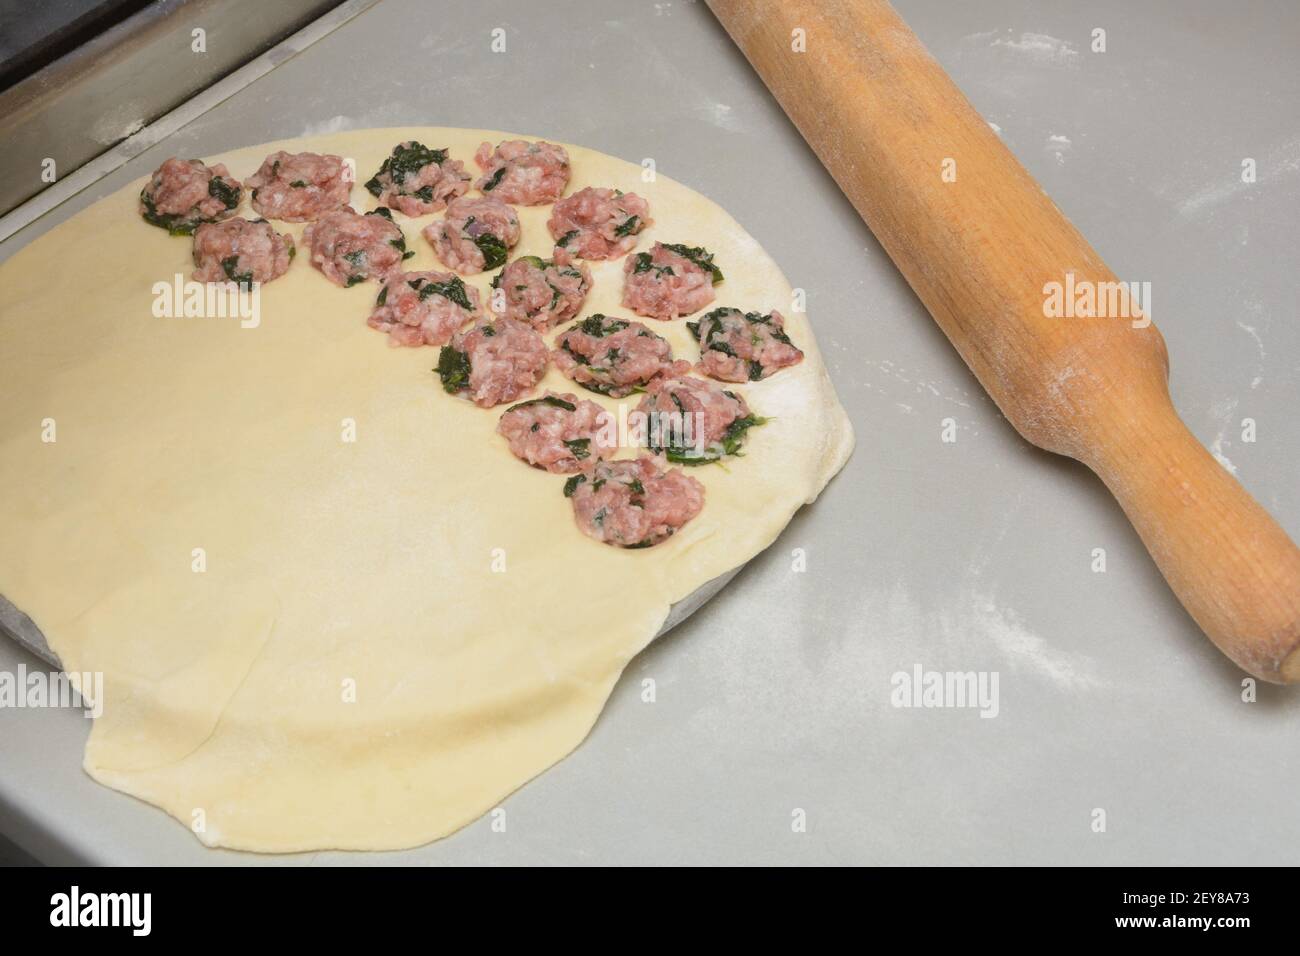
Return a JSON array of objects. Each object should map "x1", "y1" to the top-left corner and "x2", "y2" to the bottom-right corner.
[{"x1": 0, "y1": 128, "x2": 853, "y2": 852}]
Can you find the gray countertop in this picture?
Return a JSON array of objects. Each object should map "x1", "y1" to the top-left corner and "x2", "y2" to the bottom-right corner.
[{"x1": 1, "y1": 0, "x2": 1297, "y2": 865}]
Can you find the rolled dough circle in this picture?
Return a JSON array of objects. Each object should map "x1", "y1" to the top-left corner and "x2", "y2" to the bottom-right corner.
[{"x1": 0, "y1": 128, "x2": 853, "y2": 852}]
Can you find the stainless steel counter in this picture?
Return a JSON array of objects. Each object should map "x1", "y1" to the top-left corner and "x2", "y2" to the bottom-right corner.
[{"x1": 1, "y1": 0, "x2": 1297, "y2": 865}]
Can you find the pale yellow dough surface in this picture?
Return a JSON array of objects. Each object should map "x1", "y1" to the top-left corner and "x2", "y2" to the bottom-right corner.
[{"x1": 0, "y1": 128, "x2": 853, "y2": 852}]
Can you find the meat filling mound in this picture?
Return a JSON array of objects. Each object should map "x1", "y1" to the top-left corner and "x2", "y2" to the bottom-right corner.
[
  {"x1": 367, "y1": 271, "x2": 479, "y2": 347},
  {"x1": 688, "y1": 307, "x2": 804, "y2": 382},
  {"x1": 491, "y1": 249, "x2": 592, "y2": 330},
  {"x1": 191, "y1": 218, "x2": 294, "y2": 285},
  {"x1": 302, "y1": 206, "x2": 412, "y2": 287},
  {"x1": 621, "y1": 241, "x2": 724, "y2": 320},
  {"x1": 244, "y1": 151, "x2": 353, "y2": 222},
  {"x1": 474, "y1": 139, "x2": 571, "y2": 205},
  {"x1": 551, "y1": 313, "x2": 689, "y2": 398},
  {"x1": 565, "y1": 455, "x2": 705, "y2": 548},
  {"x1": 140, "y1": 158, "x2": 242, "y2": 235},
  {"x1": 547, "y1": 187, "x2": 650, "y2": 260},
  {"x1": 496, "y1": 391, "x2": 617, "y2": 473},
  {"x1": 364, "y1": 141, "x2": 470, "y2": 217},
  {"x1": 436, "y1": 317, "x2": 548, "y2": 407},
  {"x1": 634, "y1": 375, "x2": 764, "y2": 465},
  {"x1": 423, "y1": 196, "x2": 521, "y2": 275}
]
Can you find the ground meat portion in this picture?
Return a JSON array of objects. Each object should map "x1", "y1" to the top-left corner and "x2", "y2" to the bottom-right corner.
[
  {"x1": 565, "y1": 455, "x2": 705, "y2": 549},
  {"x1": 622, "y1": 242, "x2": 723, "y2": 320},
  {"x1": 191, "y1": 218, "x2": 294, "y2": 285},
  {"x1": 436, "y1": 317, "x2": 548, "y2": 407},
  {"x1": 474, "y1": 139, "x2": 571, "y2": 205},
  {"x1": 491, "y1": 248, "x2": 592, "y2": 330},
  {"x1": 367, "y1": 271, "x2": 479, "y2": 348},
  {"x1": 302, "y1": 207, "x2": 411, "y2": 287},
  {"x1": 140, "y1": 158, "x2": 242, "y2": 234},
  {"x1": 634, "y1": 376, "x2": 763, "y2": 465},
  {"x1": 364, "y1": 141, "x2": 470, "y2": 217},
  {"x1": 689, "y1": 307, "x2": 804, "y2": 382},
  {"x1": 547, "y1": 187, "x2": 650, "y2": 260},
  {"x1": 496, "y1": 391, "x2": 617, "y2": 474},
  {"x1": 552, "y1": 314, "x2": 690, "y2": 398},
  {"x1": 423, "y1": 196, "x2": 521, "y2": 275},
  {"x1": 245, "y1": 151, "x2": 353, "y2": 222}
]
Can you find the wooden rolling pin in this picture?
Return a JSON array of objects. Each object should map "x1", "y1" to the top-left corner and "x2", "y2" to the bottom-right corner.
[{"x1": 708, "y1": 0, "x2": 1300, "y2": 682}]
